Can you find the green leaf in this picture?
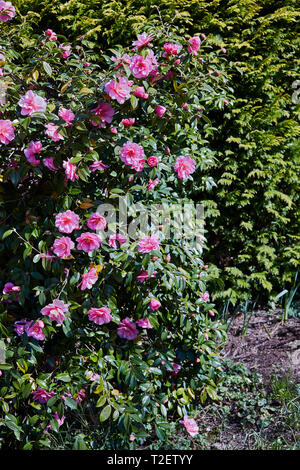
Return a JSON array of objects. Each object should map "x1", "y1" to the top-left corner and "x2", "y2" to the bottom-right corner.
[
  {"x1": 64, "y1": 397, "x2": 77, "y2": 410},
  {"x1": 2, "y1": 230, "x2": 13, "y2": 240},
  {"x1": 99, "y1": 404, "x2": 111, "y2": 422},
  {"x1": 43, "y1": 61, "x2": 52, "y2": 76}
]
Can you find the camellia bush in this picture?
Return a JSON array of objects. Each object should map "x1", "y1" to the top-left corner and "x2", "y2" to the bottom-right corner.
[
  {"x1": 9, "y1": 0, "x2": 300, "y2": 303},
  {"x1": 0, "y1": 5, "x2": 231, "y2": 449}
]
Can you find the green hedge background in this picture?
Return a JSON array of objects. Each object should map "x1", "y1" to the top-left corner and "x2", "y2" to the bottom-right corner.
[{"x1": 7, "y1": 0, "x2": 300, "y2": 304}]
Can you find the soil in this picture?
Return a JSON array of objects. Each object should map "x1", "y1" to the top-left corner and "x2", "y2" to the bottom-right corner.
[{"x1": 222, "y1": 310, "x2": 300, "y2": 381}]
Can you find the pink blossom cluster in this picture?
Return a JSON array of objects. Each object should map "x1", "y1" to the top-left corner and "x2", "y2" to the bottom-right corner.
[
  {"x1": 41, "y1": 299, "x2": 70, "y2": 324},
  {"x1": 180, "y1": 416, "x2": 199, "y2": 437},
  {"x1": 78, "y1": 268, "x2": 98, "y2": 290},
  {"x1": 89, "y1": 160, "x2": 109, "y2": 172},
  {"x1": 14, "y1": 319, "x2": 45, "y2": 341},
  {"x1": 45, "y1": 123, "x2": 64, "y2": 142},
  {"x1": 120, "y1": 141, "x2": 145, "y2": 172},
  {"x1": 188, "y1": 36, "x2": 201, "y2": 56},
  {"x1": 55, "y1": 210, "x2": 80, "y2": 234},
  {"x1": 163, "y1": 42, "x2": 182, "y2": 58},
  {"x1": 45, "y1": 29, "x2": 57, "y2": 41},
  {"x1": 174, "y1": 156, "x2": 196, "y2": 179},
  {"x1": 32, "y1": 388, "x2": 55, "y2": 404},
  {"x1": 52, "y1": 236, "x2": 74, "y2": 258},
  {"x1": 0, "y1": 119, "x2": 14, "y2": 145},
  {"x1": 104, "y1": 75, "x2": 133, "y2": 104},
  {"x1": 59, "y1": 44, "x2": 72, "y2": 58},
  {"x1": 90, "y1": 102, "x2": 114, "y2": 128},
  {"x1": 0, "y1": 1, "x2": 15, "y2": 22},
  {"x1": 138, "y1": 233, "x2": 160, "y2": 253},
  {"x1": 88, "y1": 307, "x2": 113, "y2": 325},
  {"x1": 63, "y1": 159, "x2": 78, "y2": 181},
  {"x1": 108, "y1": 233, "x2": 127, "y2": 248},
  {"x1": 59, "y1": 108, "x2": 75, "y2": 126},
  {"x1": 24, "y1": 141, "x2": 42, "y2": 166}
]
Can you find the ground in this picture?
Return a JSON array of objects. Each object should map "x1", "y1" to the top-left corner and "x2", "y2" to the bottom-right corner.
[
  {"x1": 223, "y1": 310, "x2": 300, "y2": 382},
  {"x1": 148, "y1": 311, "x2": 299, "y2": 450}
]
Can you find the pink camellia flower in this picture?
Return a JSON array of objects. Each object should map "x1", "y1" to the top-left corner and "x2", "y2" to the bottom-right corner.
[
  {"x1": 59, "y1": 108, "x2": 75, "y2": 126},
  {"x1": 87, "y1": 213, "x2": 106, "y2": 231},
  {"x1": 88, "y1": 372, "x2": 100, "y2": 382},
  {"x1": 0, "y1": 119, "x2": 14, "y2": 145},
  {"x1": 146, "y1": 49, "x2": 158, "y2": 74},
  {"x1": 32, "y1": 388, "x2": 55, "y2": 404},
  {"x1": 133, "y1": 86, "x2": 148, "y2": 99},
  {"x1": 171, "y1": 362, "x2": 181, "y2": 376},
  {"x1": 120, "y1": 141, "x2": 145, "y2": 172},
  {"x1": 3, "y1": 282, "x2": 20, "y2": 295},
  {"x1": 108, "y1": 233, "x2": 127, "y2": 248},
  {"x1": 149, "y1": 298, "x2": 161, "y2": 311},
  {"x1": 90, "y1": 102, "x2": 114, "y2": 128},
  {"x1": 129, "y1": 54, "x2": 153, "y2": 79},
  {"x1": 110, "y1": 126, "x2": 118, "y2": 134},
  {"x1": 188, "y1": 36, "x2": 201, "y2": 56},
  {"x1": 55, "y1": 210, "x2": 80, "y2": 234},
  {"x1": 63, "y1": 159, "x2": 78, "y2": 182},
  {"x1": 174, "y1": 156, "x2": 196, "y2": 179},
  {"x1": 121, "y1": 118, "x2": 135, "y2": 127},
  {"x1": 147, "y1": 178, "x2": 159, "y2": 191},
  {"x1": 24, "y1": 140, "x2": 42, "y2": 166},
  {"x1": 147, "y1": 156, "x2": 159, "y2": 167},
  {"x1": 136, "y1": 269, "x2": 157, "y2": 283},
  {"x1": 45, "y1": 29, "x2": 57, "y2": 41},
  {"x1": 78, "y1": 268, "x2": 98, "y2": 290},
  {"x1": 27, "y1": 320, "x2": 45, "y2": 341},
  {"x1": 41, "y1": 299, "x2": 69, "y2": 324},
  {"x1": 136, "y1": 317, "x2": 153, "y2": 329},
  {"x1": 76, "y1": 232, "x2": 101, "y2": 253},
  {"x1": 18, "y1": 90, "x2": 47, "y2": 116},
  {"x1": 163, "y1": 42, "x2": 182, "y2": 58},
  {"x1": 59, "y1": 44, "x2": 71, "y2": 58},
  {"x1": 166, "y1": 254, "x2": 171, "y2": 263},
  {"x1": 0, "y1": 1, "x2": 15, "y2": 22},
  {"x1": 180, "y1": 416, "x2": 199, "y2": 437},
  {"x1": 88, "y1": 307, "x2": 112, "y2": 325},
  {"x1": 155, "y1": 105, "x2": 166, "y2": 117},
  {"x1": 200, "y1": 292, "x2": 210, "y2": 302},
  {"x1": 132, "y1": 32, "x2": 153, "y2": 50},
  {"x1": 43, "y1": 157, "x2": 59, "y2": 171},
  {"x1": 104, "y1": 75, "x2": 133, "y2": 104},
  {"x1": 138, "y1": 233, "x2": 160, "y2": 253},
  {"x1": 89, "y1": 160, "x2": 109, "y2": 172},
  {"x1": 52, "y1": 236, "x2": 74, "y2": 258},
  {"x1": 45, "y1": 123, "x2": 64, "y2": 142},
  {"x1": 117, "y1": 317, "x2": 139, "y2": 340}
]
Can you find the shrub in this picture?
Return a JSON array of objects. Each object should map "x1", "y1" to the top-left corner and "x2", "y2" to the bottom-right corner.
[
  {"x1": 10, "y1": 0, "x2": 300, "y2": 303},
  {"x1": 0, "y1": 12, "x2": 230, "y2": 449}
]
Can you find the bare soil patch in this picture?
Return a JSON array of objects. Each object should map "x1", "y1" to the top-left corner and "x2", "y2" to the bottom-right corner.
[{"x1": 222, "y1": 311, "x2": 300, "y2": 381}]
